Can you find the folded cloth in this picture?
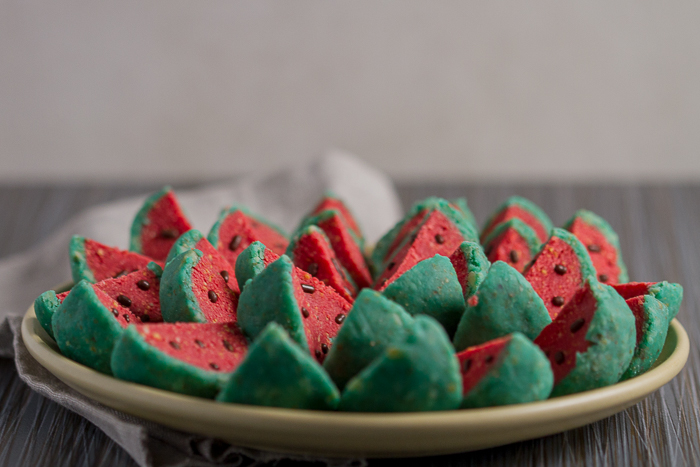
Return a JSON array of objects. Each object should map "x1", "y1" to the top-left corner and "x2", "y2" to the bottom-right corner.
[{"x1": 0, "y1": 151, "x2": 402, "y2": 467}]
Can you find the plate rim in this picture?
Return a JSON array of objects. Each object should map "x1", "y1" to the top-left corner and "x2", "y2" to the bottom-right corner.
[{"x1": 21, "y1": 302, "x2": 690, "y2": 458}]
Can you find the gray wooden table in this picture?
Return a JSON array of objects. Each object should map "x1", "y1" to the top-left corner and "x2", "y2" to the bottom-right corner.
[{"x1": 1, "y1": 183, "x2": 698, "y2": 467}]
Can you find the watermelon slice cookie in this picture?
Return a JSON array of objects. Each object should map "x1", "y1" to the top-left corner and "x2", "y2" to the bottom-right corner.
[
  {"x1": 371, "y1": 197, "x2": 478, "y2": 273},
  {"x1": 564, "y1": 209, "x2": 629, "y2": 284},
  {"x1": 208, "y1": 205, "x2": 288, "y2": 270},
  {"x1": 166, "y1": 229, "x2": 238, "y2": 293},
  {"x1": 298, "y1": 209, "x2": 372, "y2": 289},
  {"x1": 234, "y1": 241, "x2": 280, "y2": 290},
  {"x1": 236, "y1": 255, "x2": 352, "y2": 363},
  {"x1": 217, "y1": 323, "x2": 340, "y2": 410},
  {"x1": 449, "y1": 241, "x2": 491, "y2": 299},
  {"x1": 534, "y1": 280, "x2": 635, "y2": 397},
  {"x1": 51, "y1": 280, "x2": 145, "y2": 374},
  {"x1": 374, "y1": 208, "x2": 468, "y2": 290},
  {"x1": 70, "y1": 235, "x2": 159, "y2": 284},
  {"x1": 34, "y1": 289, "x2": 69, "y2": 340},
  {"x1": 338, "y1": 315, "x2": 462, "y2": 412},
  {"x1": 611, "y1": 281, "x2": 683, "y2": 379},
  {"x1": 457, "y1": 333, "x2": 553, "y2": 408},
  {"x1": 129, "y1": 187, "x2": 193, "y2": 262},
  {"x1": 453, "y1": 261, "x2": 550, "y2": 351},
  {"x1": 382, "y1": 255, "x2": 466, "y2": 337},
  {"x1": 480, "y1": 196, "x2": 553, "y2": 244},
  {"x1": 524, "y1": 228, "x2": 597, "y2": 320},
  {"x1": 160, "y1": 249, "x2": 239, "y2": 324},
  {"x1": 307, "y1": 192, "x2": 364, "y2": 241},
  {"x1": 481, "y1": 219, "x2": 541, "y2": 273},
  {"x1": 612, "y1": 281, "x2": 683, "y2": 320},
  {"x1": 323, "y1": 289, "x2": 414, "y2": 390},
  {"x1": 111, "y1": 322, "x2": 248, "y2": 398},
  {"x1": 286, "y1": 225, "x2": 356, "y2": 302},
  {"x1": 36, "y1": 262, "x2": 164, "y2": 340}
]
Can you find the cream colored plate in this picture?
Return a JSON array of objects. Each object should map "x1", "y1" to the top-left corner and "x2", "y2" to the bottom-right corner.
[{"x1": 22, "y1": 304, "x2": 689, "y2": 458}]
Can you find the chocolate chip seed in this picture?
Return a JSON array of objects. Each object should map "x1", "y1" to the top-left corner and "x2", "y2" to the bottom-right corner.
[
  {"x1": 331, "y1": 258, "x2": 342, "y2": 271},
  {"x1": 321, "y1": 343, "x2": 329, "y2": 354},
  {"x1": 116, "y1": 294, "x2": 132, "y2": 307},
  {"x1": 220, "y1": 270, "x2": 229, "y2": 283},
  {"x1": 301, "y1": 284, "x2": 315, "y2": 294},
  {"x1": 335, "y1": 313, "x2": 346, "y2": 324},
  {"x1": 599, "y1": 274, "x2": 609, "y2": 283},
  {"x1": 307, "y1": 263, "x2": 319, "y2": 276},
  {"x1": 588, "y1": 244, "x2": 601, "y2": 253},
  {"x1": 570, "y1": 318, "x2": 585, "y2": 333},
  {"x1": 136, "y1": 280, "x2": 150, "y2": 291},
  {"x1": 434, "y1": 234, "x2": 445, "y2": 244},
  {"x1": 485, "y1": 355, "x2": 494, "y2": 364},
  {"x1": 161, "y1": 228, "x2": 179, "y2": 239},
  {"x1": 229, "y1": 235, "x2": 242, "y2": 251},
  {"x1": 123, "y1": 314, "x2": 130, "y2": 323},
  {"x1": 387, "y1": 261, "x2": 396, "y2": 270},
  {"x1": 195, "y1": 339, "x2": 205, "y2": 348},
  {"x1": 301, "y1": 307, "x2": 310, "y2": 318},
  {"x1": 462, "y1": 359, "x2": 472, "y2": 373},
  {"x1": 315, "y1": 350, "x2": 323, "y2": 360},
  {"x1": 554, "y1": 351, "x2": 565, "y2": 364},
  {"x1": 552, "y1": 296, "x2": 565, "y2": 307},
  {"x1": 554, "y1": 264, "x2": 567, "y2": 275},
  {"x1": 208, "y1": 290, "x2": 218, "y2": 303},
  {"x1": 209, "y1": 363, "x2": 219, "y2": 370},
  {"x1": 509, "y1": 250, "x2": 520, "y2": 263},
  {"x1": 169, "y1": 341, "x2": 180, "y2": 350},
  {"x1": 111, "y1": 308, "x2": 119, "y2": 317}
]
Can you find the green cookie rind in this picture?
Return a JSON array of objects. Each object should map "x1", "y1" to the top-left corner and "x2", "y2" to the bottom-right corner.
[
  {"x1": 111, "y1": 325, "x2": 227, "y2": 398},
  {"x1": 453, "y1": 261, "x2": 551, "y2": 351},
  {"x1": 69, "y1": 235, "x2": 96, "y2": 283},
  {"x1": 481, "y1": 196, "x2": 553, "y2": 240},
  {"x1": 234, "y1": 241, "x2": 269, "y2": 291},
  {"x1": 382, "y1": 255, "x2": 466, "y2": 338},
  {"x1": 159, "y1": 249, "x2": 207, "y2": 323},
  {"x1": 146, "y1": 261, "x2": 164, "y2": 278},
  {"x1": 129, "y1": 186, "x2": 170, "y2": 253},
  {"x1": 481, "y1": 218, "x2": 541, "y2": 257},
  {"x1": 451, "y1": 241, "x2": 491, "y2": 299},
  {"x1": 648, "y1": 281, "x2": 683, "y2": 321},
  {"x1": 323, "y1": 289, "x2": 414, "y2": 390},
  {"x1": 371, "y1": 197, "x2": 479, "y2": 272},
  {"x1": 461, "y1": 333, "x2": 553, "y2": 408},
  {"x1": 51, "y1": 280, "x2": 125, "y2": 375},
  {"x1": 450, "y1": 197, "x2": 479, "y2": 233},
  {"x1": 217, "y1": 323, "x2": 340, "y2": 410},
  {"x1": 165, "y1": 229, "x2": 206, "y2": 265},
  {"x1": 236, "y1": 256, "x2": 308, "y2": 351},
  {"x1": 207, "y1": 205, "x2": 288, "y2": 248},
  {"x1": 620, "y1": 295, "x2": 670, "y2": 381},
  {"x1": 339, "y1": 315, "x2": 462, "y2": 412},
  {"x1": 551, "y1": 281, "x2": 636, "y2": 397},
  {"x1": 35, "y1": 290, "x2": 60, "y2": 340},
  {"x1": 549, "y1": 228, "x2": 598, "y2": 281},
  {"x1": 563, "y1": 209, "x2": 629, "y2": 283}
]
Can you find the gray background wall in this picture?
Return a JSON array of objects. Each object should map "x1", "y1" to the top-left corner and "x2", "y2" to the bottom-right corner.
[{"x1": 1, "y1": 1, "x2": 699, "y2": 183}]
